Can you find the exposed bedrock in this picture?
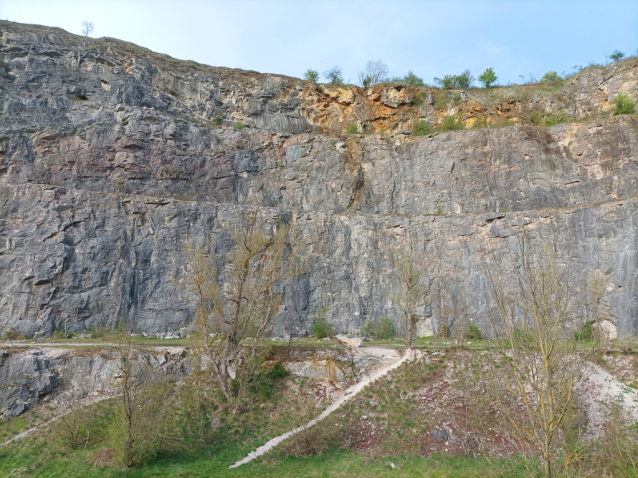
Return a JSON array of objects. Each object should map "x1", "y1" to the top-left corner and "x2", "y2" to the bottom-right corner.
[
  {"x1": 0, "y1": 347, "x2": 190, "y2": 419},
  {"x1": 1, "y1": 184, "x2": 636, "y2": 337},
  {"x1": 1, "y1": 21, "x2": 637, "y2": 337}
]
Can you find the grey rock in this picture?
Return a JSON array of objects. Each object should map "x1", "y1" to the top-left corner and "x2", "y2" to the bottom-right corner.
[
  {"x1": 0, "y1": 21, "x2": 637, "y2": 341},
  {"x1": 0, "y1": 348, "x2": 191, "y2": 418},
  {"x1": 432, "y1": 429, "x2": 449, "y2": 441}
]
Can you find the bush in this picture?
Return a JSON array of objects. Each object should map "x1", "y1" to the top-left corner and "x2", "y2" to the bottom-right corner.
[
  {"x1": 464, "y1": 324, "x2": 482, "y2": 340},
  {"x1": 574, "y1": 321, "x2": 593, "y2": 341},
  {"x1": 234, "y1": 122, "x2": 244, "y2": 130},
  {"x1": 346, "y1": 123, "x2": 359, "y2": 134},
  {"x1": 208, "y1": 117, "x2": 222, "y2": 127},
  {"x1": 543, "y1": 110, "x2": 567, "y2": 126},
  {"x1": 361, "y1": 317, "x2": 395, "y2": 340},
  {"x1": 434, "y1": 70, "x2": 473, "y2": 89},
  {"x1": 310, "y1": 309, "x2": 333, "y2": 339},
  {"x1": 402, "y1": 71, "x2": 424, "y2": 87},
  {"x1": 613, "y1": 93, "x2": 636, "y2": 115},
  {"x1": 441, "y1": 115, "x2": 464, "y2": 132},
  {"x1": 540, "y1": 71, "x2": 561, "y2": 83},
  {"x1": 3, "y1": 327, "x2": 22, "y2": 340},
  {"x1": 412, "y1": 119, "x2": 433, "y2": 136},
  {"x1": 303, "y1": 69, "x2": 319, "y2": 82},
  {"x1": 471, "y1": 116, "x2": 487, "y2": 129}
]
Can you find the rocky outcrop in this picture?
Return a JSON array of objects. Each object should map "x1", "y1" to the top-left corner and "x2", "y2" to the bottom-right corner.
[
  {"x1": 1, "y1": 21, "x2": 638, "y2": 338},
  {"x1": 0, "y1": 347, "x2": 190, "y2": 418}
]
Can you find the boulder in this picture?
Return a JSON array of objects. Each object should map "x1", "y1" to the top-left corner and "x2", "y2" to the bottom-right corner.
[{"x1": 335, "y1": 334, "x2": 362, "y2": 348}]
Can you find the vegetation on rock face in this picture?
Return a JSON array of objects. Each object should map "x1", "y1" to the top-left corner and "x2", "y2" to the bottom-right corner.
[
  {"x1": 346, "y1": 123, "x2": 359, "y2": 134},
  {"x1": 612, "y1": 93, "x2": 636, "y2": 115},
  {"x1": 412, "y1": 119, "x2": 433, "y2": 136},
  {"x1": 441, "y1": 115, "x2": 464, "y2": 132}
]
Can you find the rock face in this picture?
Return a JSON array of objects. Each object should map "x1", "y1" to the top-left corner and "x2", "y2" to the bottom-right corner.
[
  {"x1": 0, "y1": 347, "x2": 191, "y2": 419},
  {"x1": 1, "y1": 21, "x2": 638, "y2": 338}
]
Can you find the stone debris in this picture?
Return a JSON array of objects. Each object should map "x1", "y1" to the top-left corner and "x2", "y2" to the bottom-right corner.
[{"x1": 335, "y1": 334, "x2": 362, "y2": 348}]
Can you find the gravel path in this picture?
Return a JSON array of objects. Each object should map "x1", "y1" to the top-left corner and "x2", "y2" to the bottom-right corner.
[{"x1": 228, "y1": 348, "x2": 420, "y2": 469}]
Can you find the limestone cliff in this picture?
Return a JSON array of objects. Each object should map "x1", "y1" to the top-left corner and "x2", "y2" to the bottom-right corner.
[{"x1": 1, "y1": 21, "x2": 637, "y2": 337}]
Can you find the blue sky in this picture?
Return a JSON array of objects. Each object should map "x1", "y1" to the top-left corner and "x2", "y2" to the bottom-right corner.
[{"x1": 2, "y1": 0, "x2": 637, "y2": 86}]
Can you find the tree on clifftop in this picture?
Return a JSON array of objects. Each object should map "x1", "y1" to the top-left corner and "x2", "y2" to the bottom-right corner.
[
  {"x1": 81, "y1": 20, "x2": 94, "y2": 37},
  {"x1": 478, "y1": 67, "x2": 497, "y2": 88}
]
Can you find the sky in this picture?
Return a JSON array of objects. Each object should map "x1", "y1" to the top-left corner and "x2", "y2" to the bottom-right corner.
[{"x1": 2, "y1": 0, "x2": 638, "y2": 86}]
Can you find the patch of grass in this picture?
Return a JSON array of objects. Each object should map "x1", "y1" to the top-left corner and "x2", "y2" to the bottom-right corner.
[
  {"x1": 434, "y1": 93, "x2": 450, "y2": 110},
  {"x1": 234, "y1": 122, "x2": 244, "y2": 130}
]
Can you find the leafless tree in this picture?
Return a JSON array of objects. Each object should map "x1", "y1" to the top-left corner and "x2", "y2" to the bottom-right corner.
[
  {"x1": 323, "y1": 66, "x2": 344, "y2": 84},
  {"x1": 182, "y1": 209, "x2": 308, "y2": 409},
  {"x1": 81, "y1": 20, "x2": 94, "y2": 37},
  {"x1": 109, "y1": 334, "x2": 174, "y2": 467},
  {"x1": 387, "y1": 240, "x2": 432, "y2": 349},
  {"x1": 484, "y1": 234, "x2": 598, "y2": 478},
  {"x1": 357, "y1": 60, "x2": 389, "y2": 87}
]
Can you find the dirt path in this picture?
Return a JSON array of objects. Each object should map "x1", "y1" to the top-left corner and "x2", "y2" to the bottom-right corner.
[{"x1": 228, "y1": 348, "x2": 420, "y2": 469}]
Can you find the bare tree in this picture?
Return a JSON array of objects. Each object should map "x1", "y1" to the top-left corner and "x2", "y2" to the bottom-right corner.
[
  {"x1": 357, "y1": 60, "x2": 389, "y2": 87},
  {"x1": 109, "y1": 334, "x2": 174, "y2": 467},
  {"x1": 484, "y1": 235, "x2": 598, "y2": 478},
  {"x1": 323, "y1": 66, "x2": 344, "y2": 85},
  {"x1": 53, "y1": 387, "x2": 94, "y2": 449},
  {"x1": 81, "y1": 20, "x2": 94, "y2": 37},
  {"x1": 182, "y1": 209, "x2": 308, "y2": 408},
  {"x1": 387, "y1": 241, "x2": 432, "y2": 349}
]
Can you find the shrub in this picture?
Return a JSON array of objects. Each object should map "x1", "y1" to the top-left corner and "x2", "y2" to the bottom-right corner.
[
  {"x1": 361, "y1": 317, "x2": 395, "y2": 340},
  {"x1": 303, "y1": 69, "x2": 319, "y2": 82},
  {"x1": 613, "y1": 93, "x2": 636, "y2": 115},
  {"x1": 464, "y1": 324, "x2": 482, "y2": 340},
  {"x1": 234, "y1": 122, "x2": 244, "y2": 130},
  {"x1": 471, "y1": 116, "x2": 487, "y2": 129},
  {"x1": 402, "y1": 71, "x2": 424, "y2": 87},
  {"x1": 3, "y1": 327, "x2": 21, "y2": 340},
  {"x1": 574, "y1": 321, "x2": 593, "y2": 341},
  {"x1": 412, "y1": 119, "x2": 433, "y2": 136},
  {"x1": 544, "y1": 110, "x2": 567, "y2": 126},
  {"x1": 478, "y1": 67, "x2": 497, "y2": 88},
  {"x1": 309, "y1": 309, "x2": 333, "y2": 338},
  {"x1": 346, "y1": 123, "x2": 359, "y2": 134},
  {"x1": 208, "y1": 117, "x2": 222, "y2": 127},
  {"x1": 441, "y1": 115, "x2": 464, "y2": 132},
  {"x1": 540, "y1": 71, "x2": 561, "y2": 84}
]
